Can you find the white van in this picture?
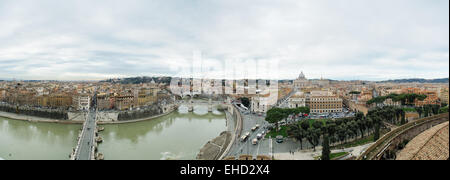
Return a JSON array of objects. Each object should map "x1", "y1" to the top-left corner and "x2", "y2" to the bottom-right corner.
[{"x1": 252, "y1": 138, "x2": 258, "y2": 145}]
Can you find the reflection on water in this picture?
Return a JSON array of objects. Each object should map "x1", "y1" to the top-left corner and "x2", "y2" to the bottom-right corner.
[
  {"x1": 98, "y1": 105, "x2": 226, "y2": 160},
  {"x1": 0, "y1": 104, "x2": 226, "y2": 160},
  {"x1": 0, "y1": 117, "x2": 80, "y2": 160}
]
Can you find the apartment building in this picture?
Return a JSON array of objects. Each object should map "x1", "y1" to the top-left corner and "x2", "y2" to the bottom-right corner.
[
  {"x1": 307, "y1": 91, "x2": 343, "y2": 114},
  {"x1": 288, "y1": 92, "x2": 306, "y2": 108}
]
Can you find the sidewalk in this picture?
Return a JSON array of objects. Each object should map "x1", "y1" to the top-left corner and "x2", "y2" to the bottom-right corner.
[{"x1": 274, "y1": 142, "x2": 374, "y2": 160}]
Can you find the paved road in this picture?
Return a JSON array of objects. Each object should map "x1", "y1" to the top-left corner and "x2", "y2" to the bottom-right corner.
[
  {"x1": 227, "y1": 109, "x2": 270, "y2": 157},
  {"x1": 276, "y1": 90, "x2": 297, "y2": 108},
  {"x1": 74, "y1": 109, "x2": 97, "y2": 160}
]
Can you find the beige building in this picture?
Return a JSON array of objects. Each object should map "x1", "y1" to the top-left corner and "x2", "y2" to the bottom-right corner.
[
  {"x1": 440, "y1": 87, "x2": 449, "y2": 104},
  {"x1": 307, "y1": 91, "x2": 343, "y2": 114},
  {"x1": 251, "y1": 88, "x2": 278, "y2": 114},
  {"x1": 383, "y1": 98, "x2": 401, "y2": 107},
  {"x1": 288, "y1": 92, "x2": 306, "y2": 108},
  {"x1": 136, "y1": 88, "x2": 158, "y2": 107},
  {"x1": 36, "y1": 94, "x2": 72, "y2": 108},
  {"x1": 97, "y1": 93, "x2": 112, "y2": 110},
  {"x1": 73, "y1": 94, "x2": 91, "y2": 111},
  {"x1": 113, "y1": 94, "x2": 134, "y2": 111}
]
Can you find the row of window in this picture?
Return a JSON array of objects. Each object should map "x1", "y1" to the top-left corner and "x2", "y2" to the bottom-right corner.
[
  {"x1": 311, "y1": 109, "x2": 342, "y2": 113},
  {"x1": 310, "y1": 98, "x2": 341, "y2": 101}
]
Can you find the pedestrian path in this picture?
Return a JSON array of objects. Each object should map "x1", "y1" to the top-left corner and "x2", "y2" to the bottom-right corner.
[{"x1": 274, "y1": 142, "x2": 374, "y2": 160}]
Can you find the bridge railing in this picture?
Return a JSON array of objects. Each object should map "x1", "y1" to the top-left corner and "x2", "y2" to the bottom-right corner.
[
  {"x1": 358, "y1": 113, "x2": 449, "y2": 160},
  {"x1": 71, "y1": 112, "x2": 87, "y2": 160}
]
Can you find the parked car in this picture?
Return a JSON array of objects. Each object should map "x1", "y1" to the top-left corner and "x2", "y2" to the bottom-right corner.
[{"x1": 257, "y1": 133, "x2": 263, "y2": 140}]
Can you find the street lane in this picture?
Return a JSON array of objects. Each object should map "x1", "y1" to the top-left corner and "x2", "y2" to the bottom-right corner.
[{"x1": 74, "y1": 109, "x2": 97, "y2": 160}]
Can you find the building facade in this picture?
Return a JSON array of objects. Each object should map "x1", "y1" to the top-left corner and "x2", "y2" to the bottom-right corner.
[
  {"x1": 288, "y1": 92, "x2": 306, "y2": 108},
  {"x1": 307, "y1": 91, "x2": 343, "y2": 114}
]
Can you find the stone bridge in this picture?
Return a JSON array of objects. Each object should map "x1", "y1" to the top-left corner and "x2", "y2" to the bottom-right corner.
[
  {"x1": 70, "y1": 109, "x2": 98, "y2": 160},
  {"x1": 358, "y1": 113, "x2": 449, "y2": 160},
  {"x1": 177, "y1": 99, "x2": 228, "y2": 112}
]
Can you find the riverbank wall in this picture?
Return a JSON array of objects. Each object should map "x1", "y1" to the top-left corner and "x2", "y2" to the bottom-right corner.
[
  {"x1": 0, "y1": 104, "x2": 178, "y2": 124},
  {"x1": 0, "y1": 104, "x2": 68, "y2": 120},
  {"x1": 0, "y1": 111, "x2": 83, "y2": 124},
  {"x1": 196, "y1": 103, "x2": 243, "y2": 160}
]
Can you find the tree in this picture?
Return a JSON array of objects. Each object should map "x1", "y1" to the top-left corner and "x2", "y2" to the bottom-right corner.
[
  {"x1": 337, "y1": 125, "x2": 347, "y2": 144},
  {"x1": 287, "y1": 124, "x2": 306, "y2": 150},
  {"x1": 312, "y1": 120, "x2": 323, "y2": 129},
  {"x1": 373, "y1": 116, "x2": 381, "y2": 141},
  {"x1": 439, "y1": 106, "x2": 448, "y2": 114},
  {"x1": 355, "y1": 112, "x2": 364, "y2": 120},
  {"x1": 349, "y1": 91, "x2": 361, "y2": 95},
  {"x1": 265, "y1": 108, "x2": 286, "y2": 132},
  {"x1": 321, "y1": 133, "x2": 330, "y2": 160},
  {"x1": 348, "y1": 121, "x2": 359, "y2": 139},
  {"x1": 395, "y1": 108, "x2": 403, "y2": 124},
  {"x1": 415, "y1": 107, "x2": 423, "y2": 118},
  {"x1": 400, "y1": 110, "x2": 406, "y2": 125},
  {"x1": 423, "y1": 105, "x2": 431, "y2": 117},
  {"x1": 357, "y1": 117, "x2": 367, "y2": 138},
  {"x1": 431, "y1": 104, "x2": 440, "y2": 115},
  {"x1": 300, "y1": 120, "x2": 310, "y2": 131},
  {"x1": 306, "y1": 127, "x2": 321, "y2": 151}
]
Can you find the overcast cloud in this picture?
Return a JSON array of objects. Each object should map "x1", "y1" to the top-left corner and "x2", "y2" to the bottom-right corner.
[{"x1": 0, "y1": 0, "x2": 448, "y2": 81}]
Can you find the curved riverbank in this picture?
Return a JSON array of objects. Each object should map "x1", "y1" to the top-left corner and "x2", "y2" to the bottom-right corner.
[
  {"x1": 196, "y1": 104, "x2": 243, "y2": 160},
  {"x1": 0, "y1": 107, "x2": 177, "y2": 125},
  {"x1": 97, "y1": 108, "x2": 176, "y2": 125},
  {"x1": 0, "y1": 111, "x2": 83, "y2": 124},
  {"x1": 219, "y1": 104, "x2": 243, "y2": 160}
]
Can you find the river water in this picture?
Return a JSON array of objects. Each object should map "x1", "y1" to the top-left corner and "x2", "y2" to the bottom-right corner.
[
  {"x1": 0, "y1": 117, "x2": 80, "y2": 160},
  {"x1": 0, "y1": 105, "x2": 226, "y2": 160}
]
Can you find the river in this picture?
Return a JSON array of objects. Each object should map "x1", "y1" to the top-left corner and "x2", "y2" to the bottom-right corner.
[
  {"x1": 0, "y1": 104, "x2": 226, "y2": 160},
  {"x1": 0, "y1": 117, "x2": 80, "y2": 160}
]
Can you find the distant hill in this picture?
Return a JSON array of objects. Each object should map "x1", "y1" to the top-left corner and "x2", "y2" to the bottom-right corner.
[
  {"x1": 101, "y1": 76, "x2": 172, "y2": 84},
  {"x1": 377, "y1": 78, "x2": 449, "y2": 84}
]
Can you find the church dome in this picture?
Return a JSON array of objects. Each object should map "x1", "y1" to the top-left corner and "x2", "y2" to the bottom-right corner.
[{"x1": 298, "y1": 71, "x2": 306, "y2": 80}]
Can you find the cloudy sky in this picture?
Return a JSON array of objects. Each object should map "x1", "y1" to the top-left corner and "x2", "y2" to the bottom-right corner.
[{"x1": 0, "y1": 0, "x2": 448, "y2": 81}]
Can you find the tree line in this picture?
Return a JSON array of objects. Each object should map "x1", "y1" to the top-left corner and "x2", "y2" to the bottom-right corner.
[
  {"x1": 366, "y1": 93, "x2": 427, "y2": 106},
  {"x1": 266, "y1": 104, "x2": 447, "y2": 160},
  {"x1": 265, "y1": 107, "x2": 310, "y2": 131}
]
